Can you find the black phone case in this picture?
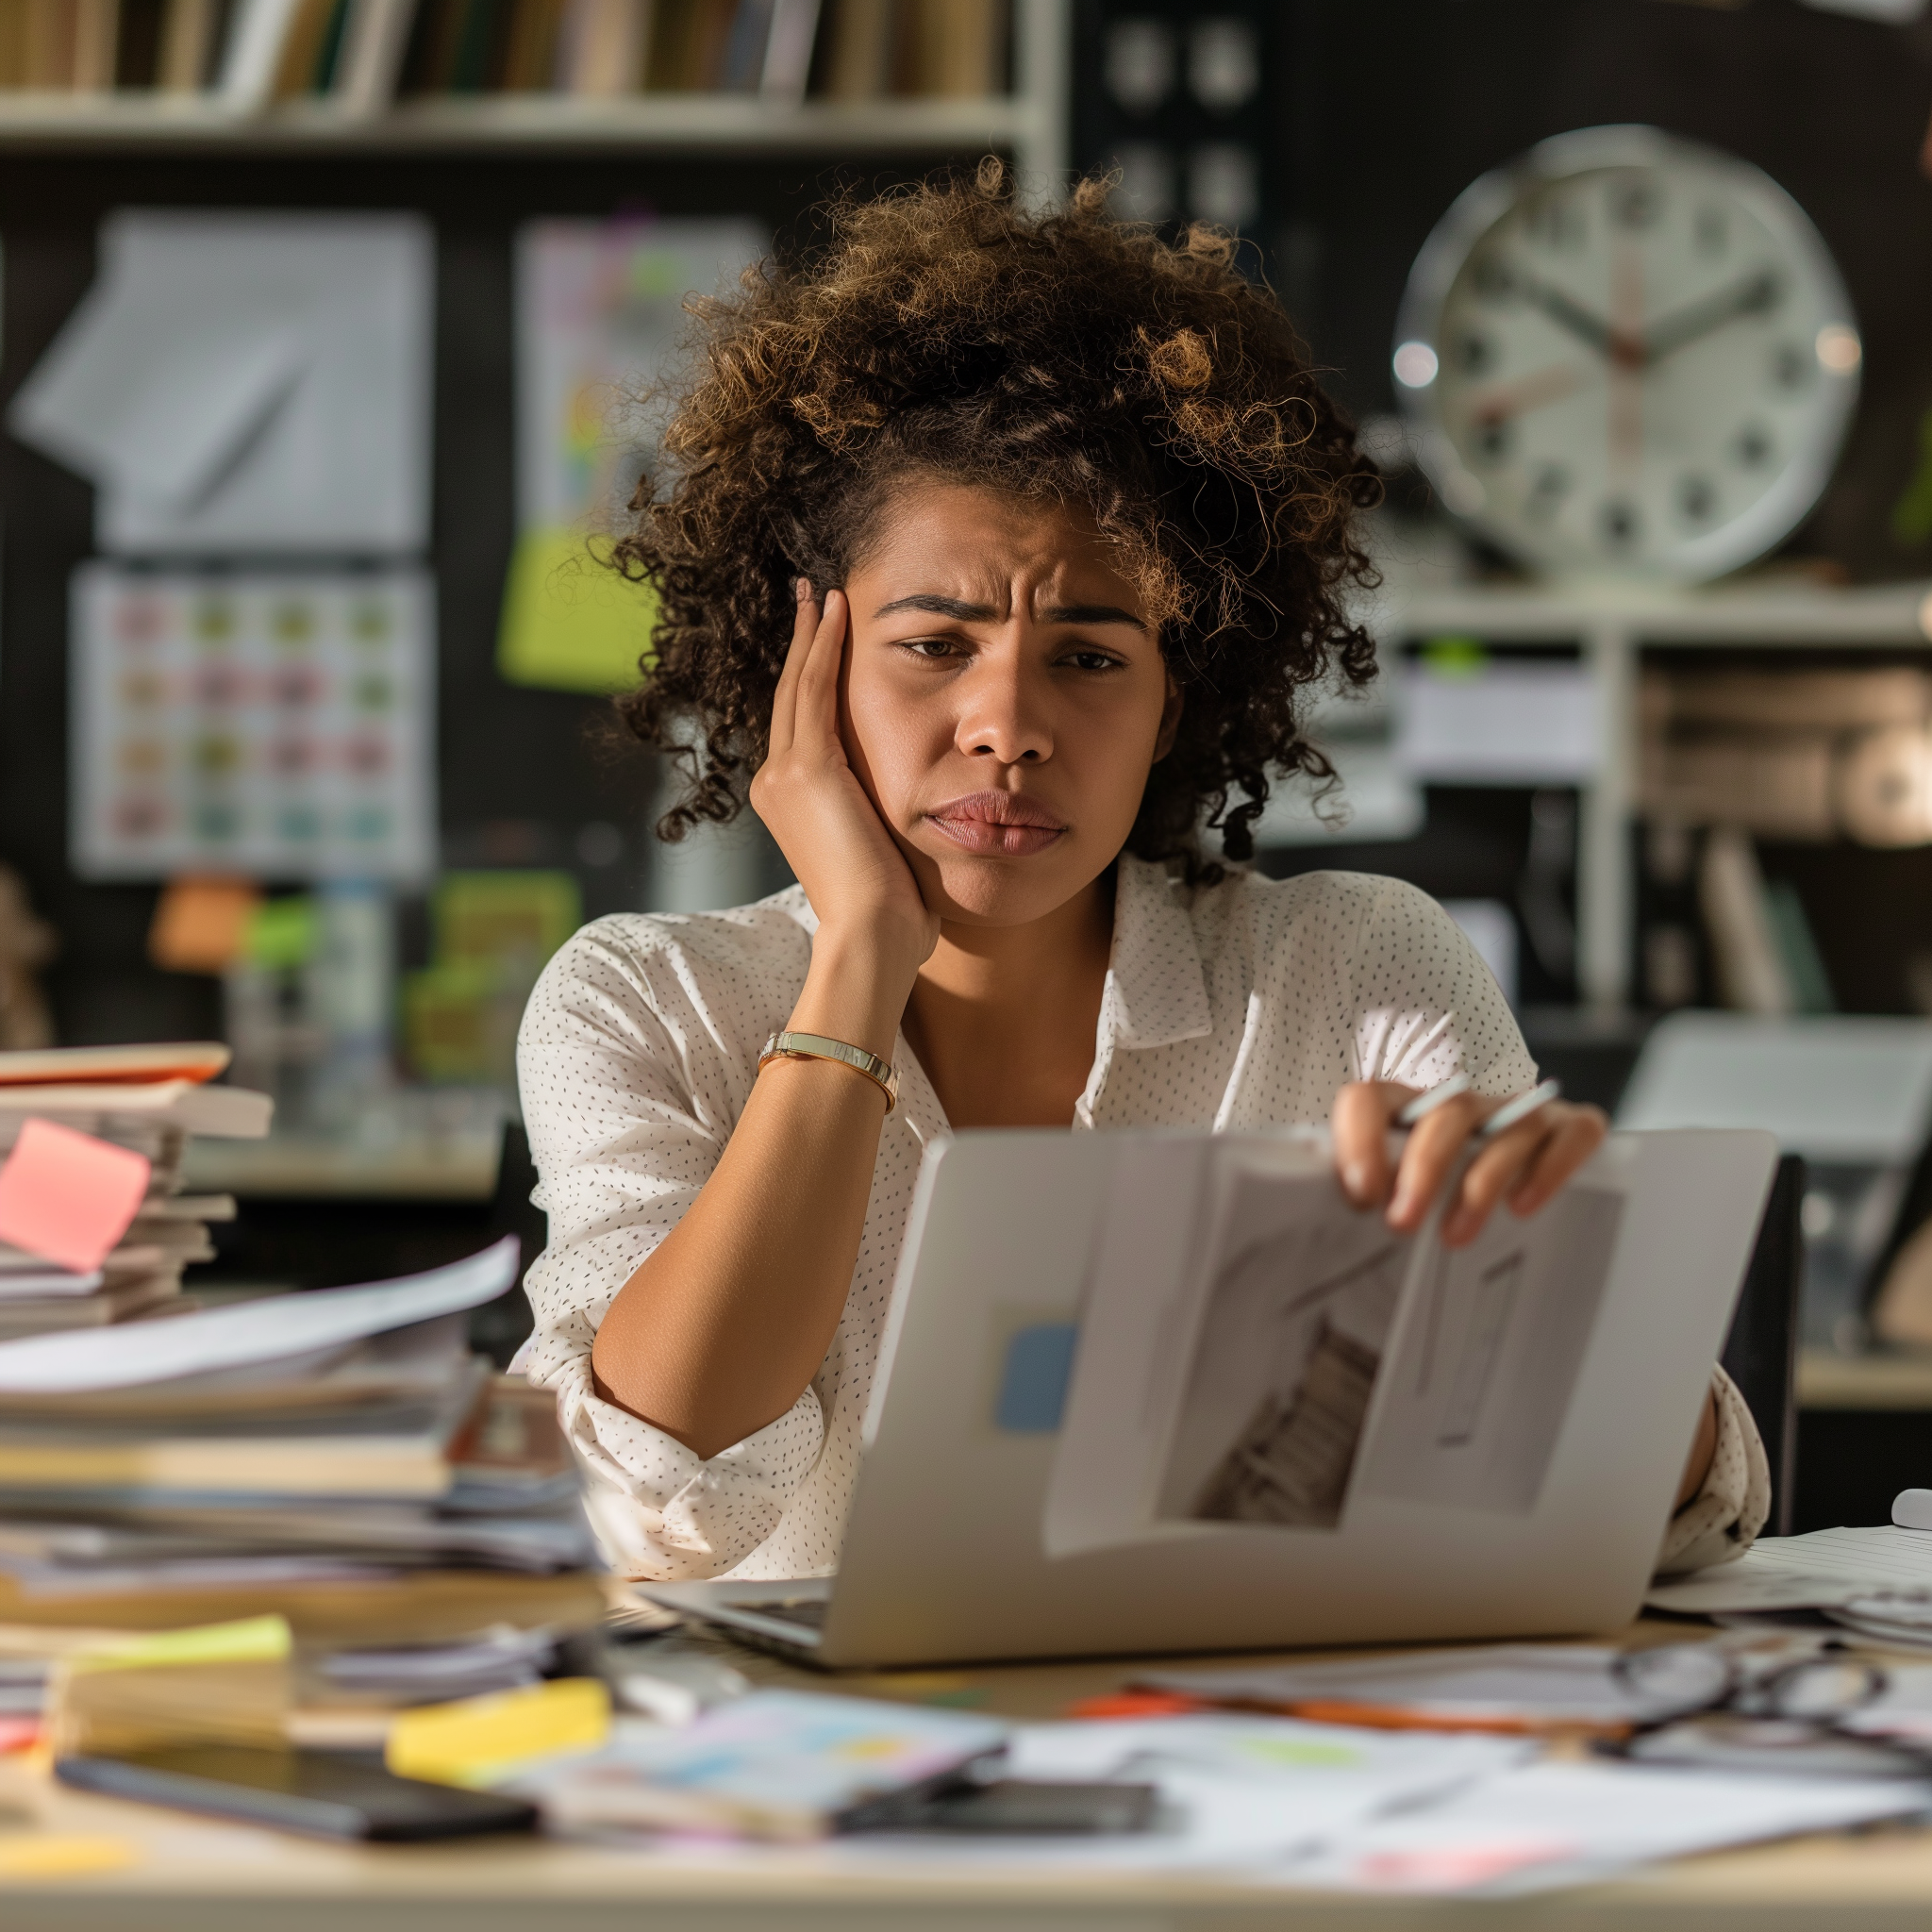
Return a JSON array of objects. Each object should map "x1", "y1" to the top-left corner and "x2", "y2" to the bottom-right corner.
[{"x1": 56, "y1": 1748, "x2": 540, "y2": 1842}]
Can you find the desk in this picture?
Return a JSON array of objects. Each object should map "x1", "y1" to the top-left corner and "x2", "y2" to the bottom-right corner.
[{"x1": 4, "y1": 1630, "x2": 1932, "y2": 1931}]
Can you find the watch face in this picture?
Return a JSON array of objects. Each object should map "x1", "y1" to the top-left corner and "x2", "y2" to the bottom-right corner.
[{"x1": 1391, "y1": 126, "x2": 1860, "y2": 582}]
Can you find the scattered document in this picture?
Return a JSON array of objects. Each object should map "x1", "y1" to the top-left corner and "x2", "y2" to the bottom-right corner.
[
  {"x1": 1139, "y1": 1644, "x2": 1669, "y2": 1731},
  {"x1": 1649, "y1": 1525, "x2": 1932, "y2": 1615},
  {"x1": 1045, "y1": 1135, "x2": 1624, "y2": 1556},
  {"x1": 70, "y1": 564, "x2": 435, "y2": 884},
  {"x1": 498, "y1": 218, "x2": 763, "y2": 694},
  {"x1": 10, "y1": 210, "x2": 432, "y2": 556},
  {"x1": 1277, "y1": 1759, "x2": 1925, "y2": 1896},
  {"x1": 518, "y1": 1691, "x2": 1009, "y2": 1840},
  {"x1": 0, "y1": 1237, "x2": 518, "y2": 1393},
  {"x1": 0, "y1": 1121, "x2": 151, "y2": 1274}
]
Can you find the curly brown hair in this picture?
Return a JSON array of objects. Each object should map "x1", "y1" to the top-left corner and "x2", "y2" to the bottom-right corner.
[{"x1": 613, "y1": 158, "x2": 1382, "y2": 876}]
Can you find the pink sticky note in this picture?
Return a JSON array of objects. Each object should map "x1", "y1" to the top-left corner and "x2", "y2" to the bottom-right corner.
[{"x1": 0, "y1": 1118, "x2": 153, "y2": 1274}]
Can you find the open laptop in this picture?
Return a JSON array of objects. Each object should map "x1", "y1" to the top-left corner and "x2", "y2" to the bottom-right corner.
[{"x1": 643, "y1": 1125, "x2": 1777, "y2": 1669}]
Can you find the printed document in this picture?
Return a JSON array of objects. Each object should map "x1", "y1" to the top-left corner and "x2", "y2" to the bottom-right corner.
[{"x1": 1045, "y1": 1134, "x2": 1625, "y2": 1557}]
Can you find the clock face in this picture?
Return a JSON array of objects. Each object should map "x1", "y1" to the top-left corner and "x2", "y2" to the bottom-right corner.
[{"x1": 1391, "y1": 126, "x2": 1860, "y2": 582}]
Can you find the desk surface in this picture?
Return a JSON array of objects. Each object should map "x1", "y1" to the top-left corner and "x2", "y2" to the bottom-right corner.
[{"x1": 4, "y1": 1629, "x2": 1932, "y2": 1932}]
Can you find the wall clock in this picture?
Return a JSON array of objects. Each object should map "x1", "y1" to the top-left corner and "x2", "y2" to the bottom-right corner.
[{"x1": 1391, "y1": 125, "x2": 1861, "y2": 582}]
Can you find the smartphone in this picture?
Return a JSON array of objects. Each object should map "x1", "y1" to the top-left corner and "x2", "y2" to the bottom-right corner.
[
  {"x1": 863, "y1": 1777, "x2": 1159, "y2": 1835},
  {"x1": 57, "y1": 1747, "x2": 540, "y2": 1842}
]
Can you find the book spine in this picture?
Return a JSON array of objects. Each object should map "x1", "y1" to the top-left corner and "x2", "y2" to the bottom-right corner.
[
  {"x1": 757, "y1": 0, "x2": 813, "y2": 97},
  {"x1": 819, "y1": 0, "x2": 887, "y2": 99},
  {"x1": 216, "y1": 0, "x2": 306, "y2": 104},
  {"x1": 308, "y1": 0, "x2": 351, "y2": 85},
  {"x1": 331, "y1": 0, "x2": 417, "y2": 108},
  {"x1": 0, "y1": 0, "x2": 32, "y2": 83},
  {"x1": 563, "y1": 0, "x2": 644, "y2": 92},
  {"x1": 1698, "y1": 826, "x2": 1794, "y2": 1017},
  {"x1": 498, "y1": 0, "x2": 563, "y2": 88},
  {"x1": 72, "y1": 0, "x2": 122, "y2": 86},
  {"x1": 25, "y1": 0, "x2": 79, "y2": 87},
  {"x1": 718, "y1": 0, "x2": 768, "y2": 90}
]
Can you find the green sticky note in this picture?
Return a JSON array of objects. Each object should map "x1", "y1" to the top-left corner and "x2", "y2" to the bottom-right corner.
[
  {"x1": 73, "y1": 1615, "x2": 291, "y2": 1675},
  {"x1": 245, "y1": 895, "x2": 318, "y2": 972},
  {"x1": 496, "y1": 525, "x2": 657, "y2": 695},
  {"x1": 1421, "y1": 635, "x2": 1489, "y2": 680}
]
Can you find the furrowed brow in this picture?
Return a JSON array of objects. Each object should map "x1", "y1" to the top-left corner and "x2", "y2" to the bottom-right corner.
[
  {"x1": 873, "y1": 594, "x2": 999, "y2": 621},
  {"x1": 1042, "y1": 604, "x2": 1147, "y2": 630}
]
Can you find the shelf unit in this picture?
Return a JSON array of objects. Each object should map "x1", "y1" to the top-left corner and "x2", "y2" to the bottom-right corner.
[
  {"x1": 0, "y1": 0, "x2": 1071, "y2": 183},
  {"x1": 1367, "y1": 574, "x2": 1932, "y2": 1012}
]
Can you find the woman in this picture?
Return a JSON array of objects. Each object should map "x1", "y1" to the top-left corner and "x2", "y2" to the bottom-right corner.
[{"x1": 515, "y1": 166, "x2": 1766, "y2": 1584}]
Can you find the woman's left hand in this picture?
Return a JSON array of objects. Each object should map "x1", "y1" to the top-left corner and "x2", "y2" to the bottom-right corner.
[{"x1": 1331, "y1": 1079, "x2": 1608, "y2": 1247}]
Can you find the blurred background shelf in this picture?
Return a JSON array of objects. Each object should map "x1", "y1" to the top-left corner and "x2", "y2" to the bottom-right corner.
[
  {"x1": 0, "y1": 90, "x2": 1049, "y2": 158},
  {"x1": 1357, "y1": 572, "x2": 1932, "y2": 1014}
]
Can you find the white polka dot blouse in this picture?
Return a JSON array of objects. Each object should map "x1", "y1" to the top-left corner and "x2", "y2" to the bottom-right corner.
[{"x1": 513, "y1": 855, "x2": 1766, "y2": 1582}]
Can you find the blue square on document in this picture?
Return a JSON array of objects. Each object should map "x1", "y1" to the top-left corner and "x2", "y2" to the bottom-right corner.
[{"x1": 994, "y1": 1323, "x2": 1078, "y2": 1433}]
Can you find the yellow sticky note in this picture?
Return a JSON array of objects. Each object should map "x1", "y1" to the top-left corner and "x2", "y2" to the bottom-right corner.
[
  {"x1": 0, "y1": 1835, "x2": 141, "y2": 1879},
  {"x1": 69, "y1": 1616, "x2": 291, "y2": 1675},
  {"x1": 496, "y1": 525, "x2": 656, "y2": 695},
  {"x1": 386, "y1": 1678, "x2": 610, "y2": 1790}
]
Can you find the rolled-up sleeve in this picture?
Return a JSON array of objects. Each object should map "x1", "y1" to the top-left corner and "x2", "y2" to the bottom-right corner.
[
  {"x1": 1655, "y1": 1366, "x2": 1772, "y2": 1577},
  {"x1": 511, "y1": 914, "x2": 824, "y2": 1579}
]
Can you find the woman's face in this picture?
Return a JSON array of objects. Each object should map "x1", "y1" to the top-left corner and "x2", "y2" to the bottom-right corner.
[{"x1": 839, "y1": 478, "x2": 1180, "y2": 928}]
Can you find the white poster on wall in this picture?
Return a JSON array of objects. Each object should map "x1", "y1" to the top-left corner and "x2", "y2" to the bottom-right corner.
[{"x1": 11, "y1": 211, "x2": 433, "y2": 557}]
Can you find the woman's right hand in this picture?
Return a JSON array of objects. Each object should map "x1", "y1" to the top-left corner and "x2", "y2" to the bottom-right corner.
[{"x1": 749, "y1": 583, "x2": 939, "y2": 1041}]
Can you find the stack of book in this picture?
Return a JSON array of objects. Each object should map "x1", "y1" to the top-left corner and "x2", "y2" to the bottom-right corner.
[
  {"x1": 0, "y1": 1240, "x2": 606, "y2": 1651},
  {"x1": 0, "y1": 0, "x2": 1008, "y2": 111},
  {"x1": 0, "y1": 1043, "x2": 268, "y2": 1341}
]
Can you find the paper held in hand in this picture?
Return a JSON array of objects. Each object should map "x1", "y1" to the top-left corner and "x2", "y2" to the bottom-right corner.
[{"x1": 1043, "y1": 1133, "x2": 1629, "y2": 1558}]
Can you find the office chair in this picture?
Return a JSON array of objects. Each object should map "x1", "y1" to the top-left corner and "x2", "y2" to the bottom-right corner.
[{"x1": 1720, "y1": 1154, "x2": 1805, "y2": 1540}]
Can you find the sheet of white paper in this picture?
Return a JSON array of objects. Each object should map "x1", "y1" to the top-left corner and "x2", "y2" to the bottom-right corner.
[
  {"x1": 1141, "y1": 1644, "x2": 1662, "y2": 1726},
  {"x1": 1649, "y1": 1525, "x2": 1932, "y2": 1614},
  {"x1": 11, "y1": 285, "x2": 308, "y2": 509},
  {"x1": 1395, "y1": 660, "x2": 1600, "y2": 785},
  {"x1": 10, "y1": 211, "x2": 433, "y2": 556},
  {"x1": 0, "y1": 1267, "x2": 107, "y2": 1299},
  {"x1": 1277, "y1": 1759, "x2": 1924, "y2": 1896},
  {"x1": 0, "y1": 1237, "x2": 516, "y2": 1392}
]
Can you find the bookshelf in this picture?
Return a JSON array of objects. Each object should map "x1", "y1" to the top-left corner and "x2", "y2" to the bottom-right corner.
[
  {"x1": 0, "y1": 0, "x2": 1071, "y2": 182},
  {"x1": 1365, "y1": 573, "x2": 1932, "y2": 1014}
]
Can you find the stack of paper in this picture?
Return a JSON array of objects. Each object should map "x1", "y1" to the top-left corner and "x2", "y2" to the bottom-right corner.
[
  {"x1": 0, "y1": 1044, "x2": 269, "y2": 1338},
  {"x1": 0, "y1": 1241, "x2": 606, "y2": 1648}
]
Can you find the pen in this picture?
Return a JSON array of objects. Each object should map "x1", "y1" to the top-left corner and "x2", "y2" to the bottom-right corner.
[
  {"x1": 1477, "y1": 1077, "x2": 1562, "y2": 1141},
  {"x1": 1393, "y1": 1073, "x2": 1472, "y2": 1126}
]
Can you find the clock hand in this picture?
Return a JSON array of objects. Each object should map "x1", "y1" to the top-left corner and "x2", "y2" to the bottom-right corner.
[
  {"x1": 1639, "y1": 269, "x2": 1783, "y2": 365},
  {"x1": 1465, "y1": 363, "x2": 1591, "y2": 425},
  {"x1": 1494, "y1": 266, "x2": 1645, "y2": 366},
  {"x1": 1511, "y1": 272, "x2": 1623, "y2": 360}
]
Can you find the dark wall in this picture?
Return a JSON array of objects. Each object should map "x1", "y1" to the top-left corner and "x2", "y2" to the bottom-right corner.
[{"x1": 0, "y1": 147, "x2": 957, "y2": 1044}]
